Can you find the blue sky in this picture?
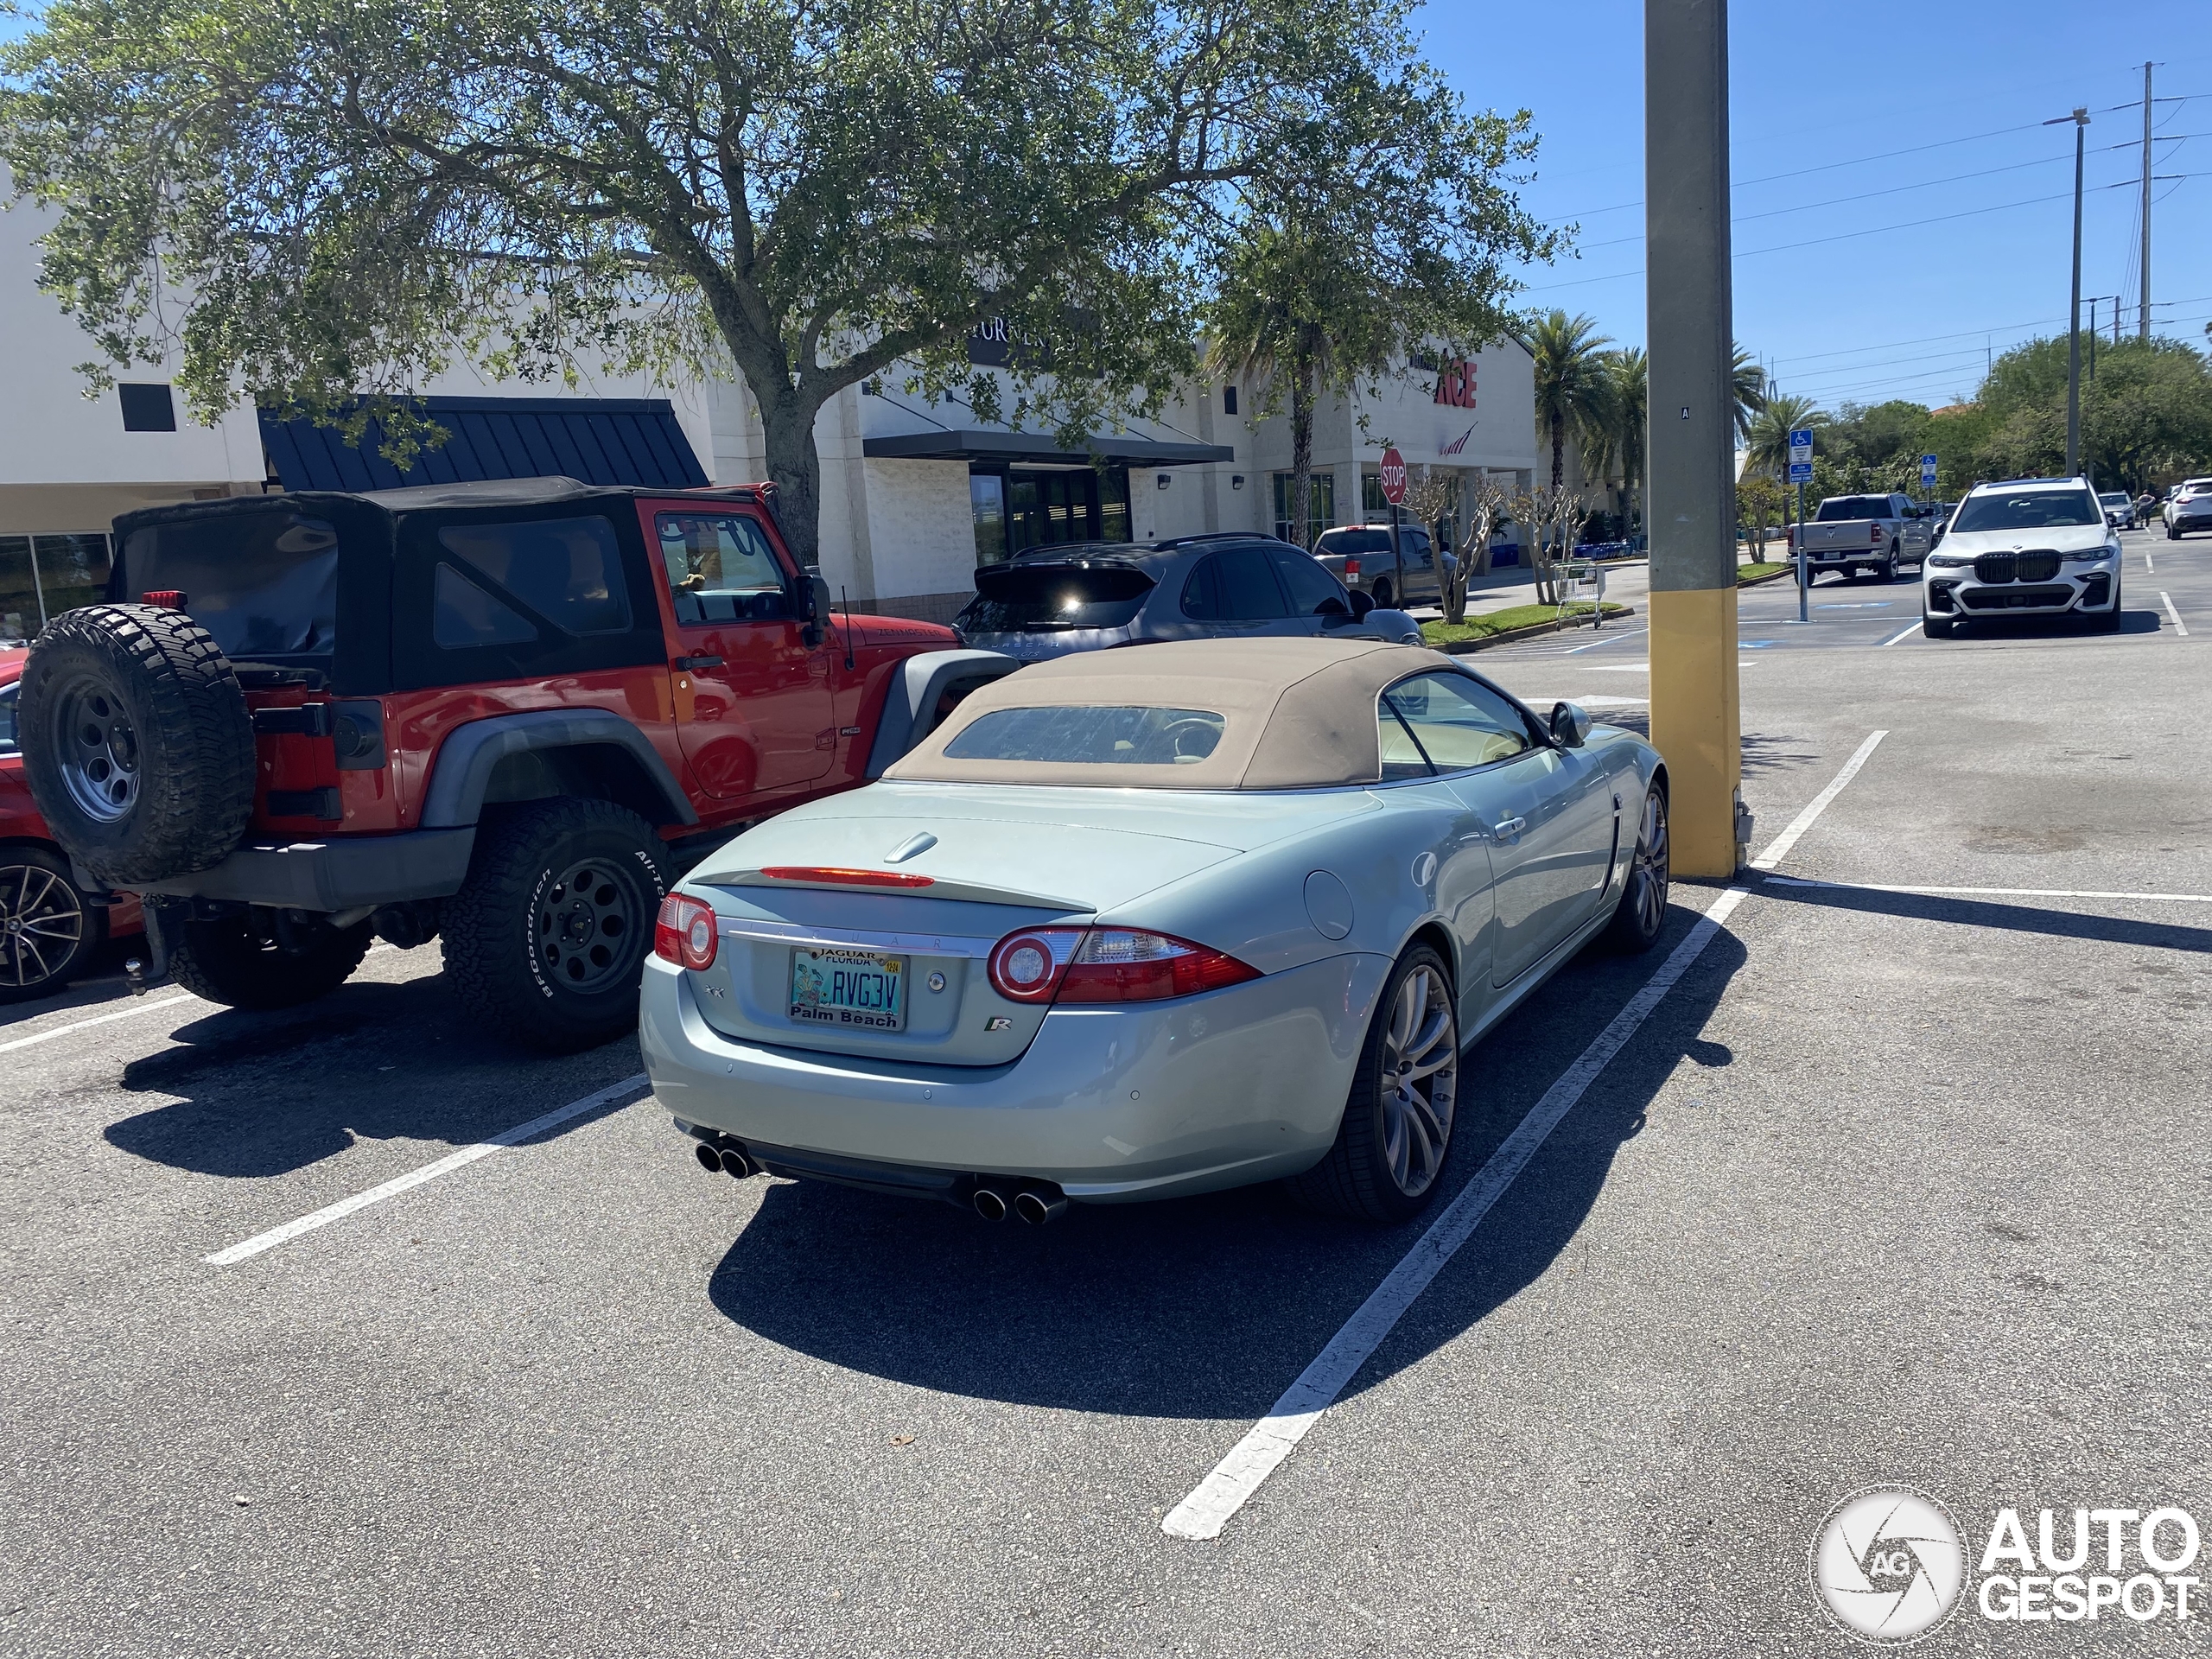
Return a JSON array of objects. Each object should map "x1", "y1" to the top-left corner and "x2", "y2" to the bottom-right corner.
[{"x1": 1422, "y1": 0, "x2": 2212, "y2": 413}]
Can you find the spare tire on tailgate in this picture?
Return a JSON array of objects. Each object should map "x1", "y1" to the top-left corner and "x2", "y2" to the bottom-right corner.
[{"x1": 19, "y1": 604, "x2": 257, "y2": 887}]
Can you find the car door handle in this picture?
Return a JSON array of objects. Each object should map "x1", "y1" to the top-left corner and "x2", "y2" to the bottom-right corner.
[
  {"x1": 1492, "y1": 817, "x2": 1527, "y2": 838},
  {"x1": 671, "y1": 655, "x2": 724, "y2": 671}
]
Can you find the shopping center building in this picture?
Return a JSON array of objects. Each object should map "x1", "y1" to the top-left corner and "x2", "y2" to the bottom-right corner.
[{"x1": 1, "y1": 188, "x2": 1538, "y2": 638}]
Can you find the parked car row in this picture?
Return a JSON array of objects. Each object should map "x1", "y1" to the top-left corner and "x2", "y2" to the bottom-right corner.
[{"x1": 7, "y1": 474, "x2": 1671, "y2": 1228}]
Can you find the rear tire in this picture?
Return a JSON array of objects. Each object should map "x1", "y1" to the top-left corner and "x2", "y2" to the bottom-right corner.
[
  {"x1": 1287, "y1": 944, "x2": 1458, "y2": 1224},
  {"x1": 0, "y1": 845, "x2": 106, "y2": 1003},
  {"x1": 1599, "y1": 785, "x2": 1669, "y2": 952},
  {"x1": 1370, "y1": 579, "x2": 1394, "y2": 609},
  {"x1": 16, "y1": 605, "x2": 255, "y2": 887},
  {"x1": 442, "y1": 798, "x2": 670, "y2": 1052},
  {"x1": 168, "y1": 911, "x2": 373, "y2": 1009}
]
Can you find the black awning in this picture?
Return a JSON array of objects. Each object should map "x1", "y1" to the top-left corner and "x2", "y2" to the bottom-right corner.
[
  {"x1": 259, "y1": 396, "x2": 709, "y2": 492},
  {"x1": 861, "y1": 428, "x2": 1232, "y2": 467}
]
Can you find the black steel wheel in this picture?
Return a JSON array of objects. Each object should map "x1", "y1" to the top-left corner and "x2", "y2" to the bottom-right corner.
[
  {"x1": 0, "y1": 846, "x2": 105, "y2": 1002},
  {"x1": 442, "y1": 798, "x2": 670, "y2": 1052}
]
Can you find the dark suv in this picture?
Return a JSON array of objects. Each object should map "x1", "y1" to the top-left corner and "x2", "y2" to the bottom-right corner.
[
  {"x1": 16, "y1": 476, "x2": 1010, "y2": 1048},
  {"x1": 953, "y1": 534, "x2": 1423, "y2": 661}
]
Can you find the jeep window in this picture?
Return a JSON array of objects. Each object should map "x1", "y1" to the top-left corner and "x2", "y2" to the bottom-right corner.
[
  {"x1": 656, "y1": 513, "x2": 791, "y2": 625},
  {"x1": 433, "y1": 564, "x2": 537, "y2": 647},
  {"x1": 122, "y1": 512, "x2": 340, "y2": 662},
  {"x1": 1952, "y1": 490, "x2": 2103, "y2": 532},
  {"x1": 0, "y1": 681, "x2": 17, "y2": 756},
  {"x1": 435, "y1": 517, "x2": 632, "y2": 637}
]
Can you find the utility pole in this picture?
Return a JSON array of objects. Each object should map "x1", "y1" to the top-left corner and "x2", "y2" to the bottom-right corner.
[
  {"x1": 1645, "y1": 0, "x2": 1743, "y2": 877},
  {"x1": 2140, "y1": 62, "x2": 2153, "y2": 340},
  {"x1": 2046, "y1": 106, "x2": 2089, "y2": 477}
]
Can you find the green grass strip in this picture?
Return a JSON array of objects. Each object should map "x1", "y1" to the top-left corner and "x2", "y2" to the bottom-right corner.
[{"x1": 1421, "y1": 601, "x2": 1630, "y2": 646}]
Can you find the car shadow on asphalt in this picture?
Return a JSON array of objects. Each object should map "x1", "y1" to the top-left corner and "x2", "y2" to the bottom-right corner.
[
  {"x1": 1753, "y1": 880, "x2": 2212, "y2": 954},
  {"x1": 102, "y1": 965, "x2": 641, "y2": 1178},
  {"x1": 704, "y1": 906, "x2": 1745, "y2": 1421}
]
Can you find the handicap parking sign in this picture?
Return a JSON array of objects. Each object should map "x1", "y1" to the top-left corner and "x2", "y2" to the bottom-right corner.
[{"x1": 1920, "y1": 453, "x2": 1938, "y2": 485}]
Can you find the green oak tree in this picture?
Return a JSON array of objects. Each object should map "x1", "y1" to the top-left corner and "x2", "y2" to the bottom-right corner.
[{"x1": 1, "y1": 0, "x2": 1477, "y2": 565}]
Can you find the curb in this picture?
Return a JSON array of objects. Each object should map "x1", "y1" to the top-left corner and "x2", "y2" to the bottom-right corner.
[
  {"x1": 1429, "y1": 606, "x2": 1638, "y2": 655},
  {"x1": 1738, "y1": 567, "x2": 1795, "y2": 588}
]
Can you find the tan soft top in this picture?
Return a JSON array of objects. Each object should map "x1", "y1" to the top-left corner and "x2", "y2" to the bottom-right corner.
[{"x1": 886, "y1": 637, "x2": 1458, "y2": 790}]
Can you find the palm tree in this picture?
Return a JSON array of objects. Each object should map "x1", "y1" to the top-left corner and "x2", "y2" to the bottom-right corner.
[
  {"x1": 1610, "y1": 348, "x2": 1647, "y2": 543},
  {"x1": 1732, "y1": 345, "x2": 1770, "y2": 442},
  {"x1": 1745, "y1": 392, "x2": 1824, "y2": 552},
  {"x1": 1524, "y1": 310, "x2": 1615, "y2": 489}
]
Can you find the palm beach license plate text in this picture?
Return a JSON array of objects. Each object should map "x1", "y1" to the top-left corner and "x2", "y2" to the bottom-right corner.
[{"x1": 789, "y1": 948, "x2": 906, "y2": 1031}]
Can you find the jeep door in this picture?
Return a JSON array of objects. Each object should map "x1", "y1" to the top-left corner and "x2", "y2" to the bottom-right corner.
[{"x1": 647, "y1": 507, "x2": 836, "y2": 801}]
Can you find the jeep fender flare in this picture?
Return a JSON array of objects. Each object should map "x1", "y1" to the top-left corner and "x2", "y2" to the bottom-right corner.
[
  {"x1": 863, "y1": 650, "x2": 1024, "y2": 779},
  {"x1": 420, "y1": 710, "x2": 699, "y2": 829}
]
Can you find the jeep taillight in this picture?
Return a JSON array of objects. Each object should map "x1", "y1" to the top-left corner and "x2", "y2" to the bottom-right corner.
[
  {"x1": 654, "y1": 893, "x2": 717, "y2": 970},
  {"x1": 987, "y1": 925, "x2": 1257, "y2": 1005}
]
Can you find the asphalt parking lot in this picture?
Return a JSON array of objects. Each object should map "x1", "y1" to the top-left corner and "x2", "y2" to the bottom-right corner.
[{"x1": 4, "y1": 525, "x2": 2209, "y2": 1656}]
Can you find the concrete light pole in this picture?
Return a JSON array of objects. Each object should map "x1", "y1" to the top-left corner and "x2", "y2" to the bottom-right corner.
[{"x1": 1644, "y1": 0, "x2": 1743, "y2": 877}]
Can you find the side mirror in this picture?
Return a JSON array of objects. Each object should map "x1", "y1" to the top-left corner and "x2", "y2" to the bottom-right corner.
[
  {"x1": 1930, "y1": 523, "x2": 1945, "y2": 544},
  {"x1": 802, "y1": 575, "x2": 833, "y2": 646},
  {"x1": 1550, "y1": 701, "x2": 1592, "y2": 748},
  {"x1": 1348, "y1": 589, "x2": 1376, "y2": 620}
]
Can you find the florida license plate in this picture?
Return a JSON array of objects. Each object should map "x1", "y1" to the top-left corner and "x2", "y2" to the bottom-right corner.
[{"x1": 788, "y1": 948, "x2": 906, "y2": 1031}]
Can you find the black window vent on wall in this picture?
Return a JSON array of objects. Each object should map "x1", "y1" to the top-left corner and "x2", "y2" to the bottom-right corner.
[{"x1": 119, "y1": 383, "x2": 178, "y2": 432}]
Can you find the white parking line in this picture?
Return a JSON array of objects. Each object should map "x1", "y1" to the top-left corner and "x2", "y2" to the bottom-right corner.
[
  {"x1": 1562, "y1": 626, "x2": 1648, "y2": 655},
  {"x1": 1160, "y1": 734, "x2": 1888, "y2": 1541},
  {"x1": 0, "y1": 994, "x2": 196, "y2": 1056},
  {"x1": 1762, "y1": 876, "x2": 2212, "y2": 903},
  {"x1": 1747, "y1": 729, "x2": 1889, "y2": 872},
  {"x1": 2144, "y1": 549, "x2": 2154, "y2": 574},
  {"x1": 202, "y1": 1073, "x2": 650, "y2": 1266},
  {"x1": 2161, "y1": 592, "x2": 2188, "y2": 636},
  {"x1": 1876, "y1": 625, "x2": 1918, "y2": 648}
]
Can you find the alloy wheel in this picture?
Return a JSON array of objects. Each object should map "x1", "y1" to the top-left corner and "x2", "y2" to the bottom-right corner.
[
  {"x1": 0, "y1": 861, "x2": 86, "y2": 991},
  {"x1": 1629, "y1": 789, "x2": 1670, "y2": 936},
  {"x1": 1378, "y1": 963, "x2": 1458, "y2": 1198},
  {"x1": 537, "y1": 858, "x2": 640, "y2": 993}
]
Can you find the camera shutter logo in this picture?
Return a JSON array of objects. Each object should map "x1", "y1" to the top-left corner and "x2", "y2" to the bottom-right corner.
[{"x1": 1810, "y1": 1487, "x2": 1966, "y2": 1644}]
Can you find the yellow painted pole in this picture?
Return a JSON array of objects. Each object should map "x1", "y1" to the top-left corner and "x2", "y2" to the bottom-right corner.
[{"x1": 1644, "y1": 0, "x2": 1745, "y2": 876}]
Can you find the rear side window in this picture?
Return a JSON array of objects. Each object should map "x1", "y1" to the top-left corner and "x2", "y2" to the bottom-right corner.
[
  {"x1": 1182, "y1": 547, "x2": 1289, "y2": 620},
  {"x1": 959, "y1": 564, "x2": 1154, "y2": 632},
  {"x1": 944, "y1": 705, "x2": 1224, "y2": 765},
  {"x1": 1270, "y1": 550, "x2": 1349, "y2": 616},
  {"x1": 657, "y1": 512, "x2": 790, "y2": 625},
  {"x1": 435, "y1": 517, "x2": 631, "y2": 639},
  {"x1": 1318, "y1": 528, "x2": 1392, "y2": 556},
  {"x1": 0, "y1": 683, "x2": 17, "y2": 756}
]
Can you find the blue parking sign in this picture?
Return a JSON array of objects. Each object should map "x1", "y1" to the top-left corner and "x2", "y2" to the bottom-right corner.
[
  {"x1": 1920, "y1": 453, "x2": 1938, "y2": 485},
  {"x1": 1788, "y1": 461, "x2": 1812, "y2": 484}
]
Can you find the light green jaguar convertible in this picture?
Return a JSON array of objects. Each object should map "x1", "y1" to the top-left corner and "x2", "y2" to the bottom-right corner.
[{"x1": 641, "y1": 637, "x2": 1668, "y2": 1224}]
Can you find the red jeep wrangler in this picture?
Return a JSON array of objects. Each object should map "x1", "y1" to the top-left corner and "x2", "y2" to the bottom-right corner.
[{"x1": 16, "y1": 476, "x2": 1012, "y2": 1049}]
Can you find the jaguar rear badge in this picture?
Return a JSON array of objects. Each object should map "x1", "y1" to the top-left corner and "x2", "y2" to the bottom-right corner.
[{"x1": 985, "y1": 1016, "x2": 1013, "y2": 1032}]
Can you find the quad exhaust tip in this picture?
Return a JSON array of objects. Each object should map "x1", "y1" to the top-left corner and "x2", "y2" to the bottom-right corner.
[
  {"x1": 972, "y1": 1185, "x2": 1009, "y2": 1222},
  {"x1": 1013, "y1": 1185, "x2": 1069, "y2": 1226}
]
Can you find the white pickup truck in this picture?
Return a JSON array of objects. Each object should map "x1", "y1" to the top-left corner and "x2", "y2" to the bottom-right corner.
[{"x1": 1789, "y1": 493, "x2": 1936, "y2": 582}]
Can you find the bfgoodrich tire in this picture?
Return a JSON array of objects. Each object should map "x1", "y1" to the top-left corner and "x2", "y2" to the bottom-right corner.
[
  {"x1": 441, "y1": 798, "x2": 670, "y2": 1052},
  {"x1": 17, "y1": 605, "x2": 255, "y2": 887},
  {"x1": 1287, "y1": 944, "x2": 1459, "y2": 1224},
  {"x1": 168, "y1": 912, "x2": 373, "y2": 1009}
]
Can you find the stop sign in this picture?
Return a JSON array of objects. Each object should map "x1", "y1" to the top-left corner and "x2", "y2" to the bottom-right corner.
[{"x1": 1378, "y1": 448, "x2": 1408, "y2": 505}]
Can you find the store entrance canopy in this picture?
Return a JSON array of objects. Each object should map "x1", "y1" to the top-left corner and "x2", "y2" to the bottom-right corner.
[{"x1": 861, "y1": 429, "x2": 1232, "y2": 467}]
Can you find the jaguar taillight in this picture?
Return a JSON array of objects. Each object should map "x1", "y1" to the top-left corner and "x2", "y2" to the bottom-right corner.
[
  {"x1": 987, "y1": 926, "x2": 1258, "y2": 1006},
  {"x1": 654, "y1": 893, "x2": 718, "y2": 971}
]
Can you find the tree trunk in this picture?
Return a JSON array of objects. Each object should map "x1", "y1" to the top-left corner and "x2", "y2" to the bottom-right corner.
[
  {"x1": 1550, "y1": 416, "x2": 1565, "y2": 489},
  {"x1": 759, "y1": 388, "x2": 829, "y2": 570},
  {"x1": 1289, "y1": 345, "x2": 1316, "y2": 550}
]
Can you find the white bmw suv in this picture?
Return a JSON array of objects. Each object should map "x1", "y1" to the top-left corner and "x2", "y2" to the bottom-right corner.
[{"x1": 1922, "y1": 479, "x2": 2123, "y2": 639}]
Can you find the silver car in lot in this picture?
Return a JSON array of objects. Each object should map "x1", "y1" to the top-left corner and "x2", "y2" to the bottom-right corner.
[
  {"x1": 954, "y1": 536, "x2": 1422, "y2": 663},
  {"x1": 641, "y1": 638, "x2": 1669, "y2": 1225},
  {"x1": 1922, "y1": 479, "x2": 2124, "y2": 638}
]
